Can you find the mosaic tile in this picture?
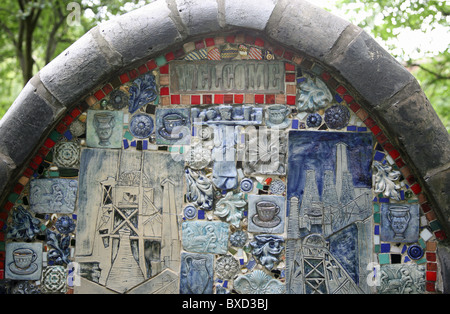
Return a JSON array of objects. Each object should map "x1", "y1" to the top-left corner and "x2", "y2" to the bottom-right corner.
[
  {"x1": 155, "y1": 108, "x2": 191, "y2": 145},
  {"x1": 180, "y1": 252, "x2": 213, "y2": 294},
  {"x1": 5, "y1": 242, "x2": 43, "y2": 280},
  {"x1": 248, "y1": 195, "x2": 285, "y2": 233},
  {"x1": 181, "y1": 221, "x2": 229, "y2": 254},
  {"x1": 30, "y1": 178, "x2": 78, "y2": 214},
  {"x1": 86, "y1": 110, "x2": 123, "y2": 148},
  {"x1": 380, "y1": 203, "x2": 419, "y2": 243}
]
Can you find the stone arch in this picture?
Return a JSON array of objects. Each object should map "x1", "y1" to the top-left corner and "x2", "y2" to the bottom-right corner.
[{"x1": 0, "y1": 0, "x2": 449, "y2": 293}]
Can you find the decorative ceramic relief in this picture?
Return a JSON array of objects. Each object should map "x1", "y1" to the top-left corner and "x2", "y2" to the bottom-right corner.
[
  {"x1": 373, "y1": 161, "x2": 402, "y2": 200},
  {"x1": 248, "y1": 195, "x2": 285, "y2": 233},
  {"x1": 229, "y1": 230, "x2": 248, "y2": 248},
  {"x1": 296, "y1": 75, "x2": 332, "y2": 112},
  {"x1": 185, "y1": 168, "x2": 214, "y2": 210},
  {"x1": 76, "y1": 149, "x2": 184, "y2": 294},
  {"x1": 381, "y1": 204, "x2": 419, "y2": 242},
  {"x1": 41, "y1": 266, "x2": 67, "y2": 294},
  {"x1": 55, "y1": 216, "x2": 76, "y2": 235},
  {"x1": 215, "y1": 255, "x2": 240, "y2": 280},
  {"x1": 378, "y1": 264, "x2": 425, "y2": 294},
  {"x1": 5, "y1": 242, "x2": 43, "y2": 280},
  {"x1": 250, "y1": 234, "x2": 284, "y2": 270},
  {"x1": 180, "y1": 252, "x2": 214, "y2": 294},
  {"x1": 86, "y1": 110, "x2": 123, "y2": 148},
  {"x1": 234, "y1": 270, "x2": 285, "y2": 294},
  {"x1": 324, "y1": 104, "x2": 350, "y2": 130},
  {"x1": 54, "y1": 141, "x2": 81, "y2": 168},
  {"x1": 156, "y1": 108, "x2": 191, "y2": 145},
  {"x1": 7, "y1": 205, "x2": 41, "y2": 240},
  {"x1": 191, "y1": 105, "x2": 263, "y2": 125},
  {"x1": 129, "y1": 113, "x2": 154, "y2": 139},
  {"x1": 265, "y1": 105, "x2": 291, "y2": 129},
  {"x1": 128, "y1": 73, "x2": 158, "y2": 114},
  {"x1": 46, "y1": 229, "x2": 71, "y2": 265},
  {"x1": 214, "y1": 192, "x2": 247, "y2": 228},
  {"x1": 30, "y1": 179, "x2": 78, "y2": 214},
  {"x1": 244, "y1": 129, "x2": 287, "y2": 175},
  {"x1": 181, "y1": 221, "x2": 229, "y2": 254}
]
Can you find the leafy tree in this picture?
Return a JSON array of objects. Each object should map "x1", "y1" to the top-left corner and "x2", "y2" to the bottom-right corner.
[
  {"x1": 0, "y1": 0, "x2": 152, "y2": 118},
  {"x1": 334, "y1": 0, "x2": 450, "y2": 131}
]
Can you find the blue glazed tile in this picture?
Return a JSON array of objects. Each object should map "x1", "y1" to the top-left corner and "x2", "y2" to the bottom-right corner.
[
  {"x1": 131, "y1": 140, "x2": 136, "y2": 147},
  {"x1": 291, "y1": 119, "x2": 299, "y2": 129},
  {"x1": 143, "y1": 140, "x2": 148, "y2": 150},
  {"x1": 379, "y1": 198, "x2": 390, "y2": 203},
  {"x1": 123, "y1": 139, "x2": 129, "y2": 149},
  {"x1": 357, "y1": 127, "x2": 367, "y2": 132},
  {"x1": 334, "y1": 94, "x2": 343, "y2": 103},
  {"x1": 400, "y1": 190, "x2": 405, "y2": 200},
  {"x1": 64, "y1": 130, "x2": 73, "y2": 140},
  {"x1": 346, "y1": 125, "x2": 357, "y2": 131},
  {"x1": 373, "y1": 151, "x2": 385, "y2": 162},
  {"x1": 374, "y1": 225, "x2": 380, "y2": 235},
  {"x1": 180, "y1": 252, "x2": 214, "y2": 294},
  {"x1": 198, "y1": 210, "x2": 205, "y2": 219},
  {"x1": 380, "y1": 243, "x2": 391, "y2": 253}
]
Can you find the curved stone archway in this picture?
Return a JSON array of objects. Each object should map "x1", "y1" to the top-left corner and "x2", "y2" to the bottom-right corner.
[{"x1": 0, "y1": 0, "x2": 449, "y2": 294}]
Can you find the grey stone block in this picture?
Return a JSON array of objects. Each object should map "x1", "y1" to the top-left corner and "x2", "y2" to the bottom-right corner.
[
  {"x1": 376, "y1": 88, "x2": 450, "y2": 179},
  {"x1": 425, "y1": 167, "x2": 450, "y2": 231},
  {"x1": 175, "y1": 0, "x2": 221, "y2": 35},
  {"x1": 0, "y1": 82, "x2": 62, "y2": 166},
  {"x1": 98, "y1": 1, "x2": 183, "y2": 66},
  {"x1": 0, "y1": 155, "x2": 16, "y2": 195},
  {"x1": 39, "y1": 31, "x2": 121, "y2": 107},
  {"x1": 266, "y1": 0, "x2": 350, "y2": 59},
  {"x1": 224, "y1": 0, "x2": 277, "y2": 31},
  {"x1": 328, "y1": 30, "x2": 414, "y2": 107}
]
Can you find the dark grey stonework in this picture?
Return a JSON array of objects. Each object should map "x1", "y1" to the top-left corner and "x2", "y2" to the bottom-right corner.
[
  {"x1": 0, "y1": 0, "x2": 449, "y2": 238},
  {"x1": 438, "y1": 243, "x2": 450, "y2": 293},
  {"x1": 0, "y1": 82, "x2": 63, "y2": 166}
]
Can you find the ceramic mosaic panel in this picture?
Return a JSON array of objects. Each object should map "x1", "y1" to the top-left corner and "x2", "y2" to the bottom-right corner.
[{"x1": 0, "y1": 33, "x2": 442, "y2": 295}]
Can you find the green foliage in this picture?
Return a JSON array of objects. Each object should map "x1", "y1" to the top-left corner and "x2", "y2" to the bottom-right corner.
[{"x1": 336, "y1": 0, "x2": 450, "y2": 132}]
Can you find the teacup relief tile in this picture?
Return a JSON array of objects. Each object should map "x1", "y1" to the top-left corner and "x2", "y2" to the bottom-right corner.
[
  {"x1": 156, "y1": 108, "x2": 191, "y2": 145},
  {"x1": 248, "y1": 195, "x2": 285, "y2": 234},
  {"x1": 5, "y1": 242, "x2": 43, "y2": 281}
]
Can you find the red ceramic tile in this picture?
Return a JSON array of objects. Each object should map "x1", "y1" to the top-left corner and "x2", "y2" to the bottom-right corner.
[
  {"x1": 364, "y1": 117, "x2": 376, "y2": 128},
  {"x1": 0, "y1": 251, "x2": 5, "y2": 261},
  {"x1": 0, "y1": 212, "x2": 7, "y2": 220},
  {"x1": 426, "y1": 281, "x2": 436, "y2": 292},
  {"x1": 370, "y1": 125, "x2": 381, "y2": 135},
  {"x1": 410, "y1": 183, "x2": 422, "y2": 195},
  {"x1": 435, "y1": 230, "x2": 447, "y2": 241},
  {"x1": 146, "y1": 60, "x2": 157, "y2": 71},
  {"x1": 283, "y1": 50, "x2": 294, "y2": 60},
  {"x1": 234, "y1": 94, "x2": 244, "y2": 104},
  {"x1": 102, "y1": 84, "x2": 113, "y2": 95},
  {"x1": 13, "y1": 183, "x2": 24, "y2": 195},
  {"x1": 203, "y1": 95, "x2": 212, "y2": 105},
  {"x1": 285, "y1": 63, "x2": 296, "y2": 72},
  {"x1": 226, "y1": 35, "x2": 235, "y2": 43},
  {"x1": 23, "y1": 167, "x2": 34, "y2": 178},
  {"x1": 421, "y1": 202, "x2": 432, "y2": 213},
  {"x1": 321, "y1": 72, "x2": 331, "y2": 81},
  {"x1": 395, "y1": 158, "x2": 405, "y2": 169},
  {"x1": 4, "y1": 201, "x2": 14, "y2": 212},
  {"x1": 63, "y1": 115, "x2": 74, "y2": 126},
  {"x1": 285, "y1": 73, "x2": 296, "y2": 82},
  {"x1": 0, "y1": 221, "x2": 4, "y2": 231},
  {"x1": 0, "y1": 270, "x2": 3, "y2": 280},
  {"x1": 129, "y1": 69, "x2": 139, "y2": 80},
  {"x1": 165, "y1": 51, "x2": 175, "y2": 62},
  {"x1": 205, "y1": 37, "x2": 215, "y2": 47},
  {"x1": 343, "y1": 95, "x2": 354, "y2": 103},
  {"x1": 255, "y1": 94, "x2": 265, "y2": 104},
  {"x1": 426, "y1": 271, "x2": 437, "y2": 282},
  {"x1": 171, "y1": 94, "x2": 180, "y2": 105},
  {"x1": 191, "y1": 95, "x2": 201, "y2": 105},
  {"x1": 174, "y1": 48, "x2": 185, "y2": 59},
  {"x1": 195, "y1": 40, "x2": 205, "y2": 50},
  {"x1": 388, "y1": 149, "x2": 400, "y2": 160},
  {"x1": 383, "y1": 142, "x2": 394, "y2": 152},
  {"x1": 224, "y1": 94, "x2": 234, "y2": 104},
  {"x1": 94, "y1": 89, "x2": 106, "y2": 101},
  {"x1": 336, "y1": 85, "x2": 347, "y2": 95},
  {"x1": 349, "y1": 102, "x2": 361, "y2": 113},
  {"x1": 286, "y1": 95, "x2": 296, "y2": 105},
  {"x1": 427, "y1": 262, "x2": 437, "y2": 271},
  {"x1": 119, "y1": 73, "x2": 130, "y2": 84},
  {"x1": 265, "y1": 94, "x2": 275, "y2": 104},
  {"x1": 254, "y1": 37, "x2": 265, "y2": 47},
  {"x1": 214, "y1": 94, "x2": 224, "y2": 104},
  {"x1": 56, "y1": 122, "x2": 68, "y2": 134},
  {"x1": 406, "y1": 175, "x2": 415, "y2": 185},
  {"x1": 159, "y1": 64, "x2": 169, "y2": 75},
  {"x1": 426, "y1": 252, "x2": 437, "y2": 262},
  {"x1": 138, "y1": 64, "x2": 148, "y2": 75},
  {"x1": 160, "y1": 87, "x2": 170, "y2": 96},
  {"x1": 376, "y1": 133, "x2": 388, "y2": 144},
  {"x1": 70, "y1": 107, "x2": 82, "y2": 119}
]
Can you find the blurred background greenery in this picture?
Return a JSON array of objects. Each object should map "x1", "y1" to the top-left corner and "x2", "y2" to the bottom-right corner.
[{"x1": 0, "y1": 0, "x2": 448, "y2": 132}]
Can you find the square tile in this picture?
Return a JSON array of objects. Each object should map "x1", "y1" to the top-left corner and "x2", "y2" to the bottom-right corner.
[
  {"x1": 380, "y1": 203, "x2": 419, "y2": 243},
  {"x1": 5, "y1": 242, "x2": 43, "y2": 280},
  {"x1": 86, "y1": 110, "x2": 123, "y2": 148},
  {"x1": 248, "y1": 195, "x2": 285, "y2": 234},
  {"x1": 155, "y1": 108, "x2": 191, "y2": 145}
]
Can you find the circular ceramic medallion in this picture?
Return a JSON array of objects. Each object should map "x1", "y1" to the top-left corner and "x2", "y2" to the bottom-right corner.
[
  {"x1": 129, "y1": 114, "x2": 154, "y2": 139},
  {"x1": 184, "y1": 205, "x2": 197, "y2": 220},
  {"x1": 109, "y1": 90, "x2": 128, "y2": 110},
  {"x1": 324, "y1": 104, "x2": 350, "y2": 129},
  {"x1": 240, "y1": 178, "x2": 254, "y2": 192},
  {"x1": 306, "y1": 113, "x2": 322, "y2": 128},
  {"x1": 55, "y1": 216, "x2": 76, "y2": 234},
  {"x1": 69, "y1": 119, "x2": 86, "y2": 137},
  {"x1": 407, "y1": 244, "x2": 424, "y2": 260}
]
